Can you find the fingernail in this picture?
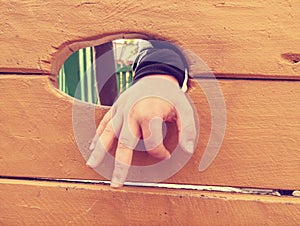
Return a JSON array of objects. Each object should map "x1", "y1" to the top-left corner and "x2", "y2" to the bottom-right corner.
[
  {"x1": 89, "y1": 142, "x2": 95, "y2": 150},
  {"x1": 110, "y1": 182, "x2": 123, "y2": 188},
  {"x1": 185, "y1": 141, "x2": 194, "y2": 153},
  {"x1": 86, "y1": 155, "x2": 97, "y2": 168},
  {"x1": 111, "y1": 161, "x2": 130, "y2": 186},
  {"x1": 164, "y1": 152, "x2": 171, "y2": 160}
]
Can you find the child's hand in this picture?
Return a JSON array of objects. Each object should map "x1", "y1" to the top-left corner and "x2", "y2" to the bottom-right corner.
[{"x1": 87, "y1": 75, "x2": 197, "y2": 188}]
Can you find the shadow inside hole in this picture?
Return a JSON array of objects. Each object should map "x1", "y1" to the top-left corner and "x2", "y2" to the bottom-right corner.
[{"x1": 57, "y1": 39, "x2": 139, "y2": 106}]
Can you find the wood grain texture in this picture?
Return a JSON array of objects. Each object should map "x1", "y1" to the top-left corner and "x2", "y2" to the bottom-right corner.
[
  {"x1": 1, "y1": 178, "x2": 300, "y2": 226},
  {"x1": 1, "y1": 76, "x2": 300, "y2": 190},
  {"x1": 0, "y1": 0, "x2": 300, "y2": 78}
]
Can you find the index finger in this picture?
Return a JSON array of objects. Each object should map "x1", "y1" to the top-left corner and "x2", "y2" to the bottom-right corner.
[{"x1": 111, "y1": 115, "x2": 140, "y2": 188}]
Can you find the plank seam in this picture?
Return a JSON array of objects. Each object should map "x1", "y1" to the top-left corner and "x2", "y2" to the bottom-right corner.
[
  {"x1": 2, "y1": 175, "x2": 298, "y2": 197},
  {"x1": 194, "y1": 74, "x2": 300, "y2": 81},
  {"x1": 1, "y1": 72, "x2": 300, "y2": 81}
]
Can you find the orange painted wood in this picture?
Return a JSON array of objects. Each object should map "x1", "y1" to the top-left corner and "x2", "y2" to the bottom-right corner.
[
  {"x1": 1, "y1": 76, "x2": 300, "y2": 190},
  {"x1": 1, "y1": 178, "x2": 300, "y2": 225},
  {"x1": 0, "y1": 0, "x2": 300, "y2": 78}
]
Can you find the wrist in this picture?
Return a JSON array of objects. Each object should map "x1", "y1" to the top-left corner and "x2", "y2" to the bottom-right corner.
[{"x1": 139, "y1": 74, "x2": 179, "y2": 86}]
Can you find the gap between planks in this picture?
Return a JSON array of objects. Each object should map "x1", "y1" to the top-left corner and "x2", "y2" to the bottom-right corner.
[{"x1": 1, "y1": 176, "x2": 299, "y2": 198}]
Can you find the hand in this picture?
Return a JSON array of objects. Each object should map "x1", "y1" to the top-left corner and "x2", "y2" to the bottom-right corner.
[{"x1": 86, "y1": 75, "x2": 197, "y2": 188}]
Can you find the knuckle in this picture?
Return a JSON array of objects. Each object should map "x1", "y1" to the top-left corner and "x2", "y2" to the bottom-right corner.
[
  {"x1": 101, "y1": 125, "x2": 114, "y2": 136},
  {"x1": 102, "y1": 111, "x2": 111, "y2": 123},
  {"x1": 131, "y1": 108, "x2": 153, "y2": 122},
  {"x1": 140, "y1": 109, "x2": 159, "y2": 121},
  {"x1": 118, "y1": 135, "x2": 130, "y2": 146},
  {"x1": 142, "y1": 113, "x2": 155, "y2": 122},
  {"x1": 118, "y1": 135, "x2": 132, "y2": 149},
  {"x1": 118, "y1": 133, "x2": 138, "y2": 150}
]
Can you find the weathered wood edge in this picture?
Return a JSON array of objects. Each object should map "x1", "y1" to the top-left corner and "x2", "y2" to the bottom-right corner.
[{"x1": 1, "y1": 178, "x2": 300, "y2": 225}]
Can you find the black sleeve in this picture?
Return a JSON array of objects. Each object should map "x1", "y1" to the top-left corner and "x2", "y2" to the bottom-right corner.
[{"x1": 132, "y1": 48, "x2": 188, "y2": 88}]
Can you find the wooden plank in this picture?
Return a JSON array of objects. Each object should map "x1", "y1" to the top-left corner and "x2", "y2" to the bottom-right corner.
[
  {"x1": 1, "y1": 178, "x2": 300, "y2": 225},
  {"x1": 1, "y1": 76, "x2": 300, "y2": 190},
  {"x1": 0, "y1": 0, "x2": 300, "y2": 78}
]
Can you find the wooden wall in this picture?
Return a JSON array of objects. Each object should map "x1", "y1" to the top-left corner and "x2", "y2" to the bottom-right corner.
[{"x1": 1, "y1": 0, "x2": 300, "y2": 225}]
